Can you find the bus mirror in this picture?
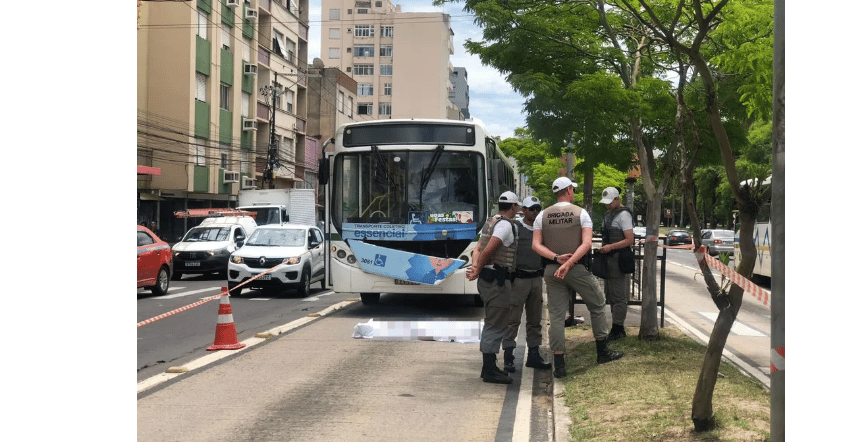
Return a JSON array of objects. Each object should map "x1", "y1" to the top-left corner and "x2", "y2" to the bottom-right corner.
[{"x1": 319, "y1": 158, "x2": 330, "y2": 185}]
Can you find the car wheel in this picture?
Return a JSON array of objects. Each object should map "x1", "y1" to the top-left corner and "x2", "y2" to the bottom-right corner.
[
  {"x1": 150, "y1": 266, "x2": 170, "y2": 296},
  {"x1": 296, "y1": 268, "x2": 311, "y2": 298},
  {"x1": 360, "y1": 293, "x2": 380, "y2": 305},
  {"x1": 228, "y1": 280, "x2": 242, "y2": 296},
  {"x1": 172, "y1": 271, "x2": 183, "y2": 281}
]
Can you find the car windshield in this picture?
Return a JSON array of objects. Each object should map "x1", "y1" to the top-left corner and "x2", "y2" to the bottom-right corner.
[
  {"x1": 246, "y1": 229, "x2": 305, "y2": 247},
  {"x1": 183, "y1": 227, "x2": 230, "y2": 242}
]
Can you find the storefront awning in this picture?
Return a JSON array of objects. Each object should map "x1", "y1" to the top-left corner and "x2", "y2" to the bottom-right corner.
[{"x1": 137, "y1": 165, "x2": 161, "y2": 176}]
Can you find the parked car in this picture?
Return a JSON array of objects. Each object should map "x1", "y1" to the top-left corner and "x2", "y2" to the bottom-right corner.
[
  {"x1": 665, "y1": 229, "x2": 692, "y2": 246},
  {"x1": 227, "y1": 224, "x2": 325, "y2": 297},
  {"x1": 171, "y1": 216, "x2": 257, "y2": 279},
  {"x1": 137, "y1": 225, "x2": 172, "y2": 296},
  {"x1": 702, "y1": 229, "x2": 735, "y2": 256}
]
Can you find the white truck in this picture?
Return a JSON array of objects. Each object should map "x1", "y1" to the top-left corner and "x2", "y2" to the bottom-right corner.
[{"x1": 237, "y1": 188, "x2": 317, "y2": 226}]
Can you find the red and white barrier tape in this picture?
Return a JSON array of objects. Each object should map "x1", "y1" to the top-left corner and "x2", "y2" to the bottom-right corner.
[
  {"x1": 693, "y1": 246, "x2": 771, "y2": 309},
  {"x1": 771, "y1": 346, "x2": 785, "y2": 373},
  {"x1": 137, "y1": 263, "x2": 287, "y2": 328}
]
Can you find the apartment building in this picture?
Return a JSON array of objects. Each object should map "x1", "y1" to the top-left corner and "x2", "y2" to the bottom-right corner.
[
  {"x1": 319, "y1": 0, "x2": 460, "y2": 120},
  {"x1": 449, "y1": 67, "x2": 469, "y2": 119},
  {"x1": 137, "y1": 0, "x2": 310, "y2": 241}
]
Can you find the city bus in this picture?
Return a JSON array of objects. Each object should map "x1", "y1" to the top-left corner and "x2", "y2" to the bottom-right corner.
[
  {"x1": 734, "y1": 175, "x2": 771, "y2": 281},
  {"x1": 318, "y1": 119, "x2": 516, "y2": 305}
]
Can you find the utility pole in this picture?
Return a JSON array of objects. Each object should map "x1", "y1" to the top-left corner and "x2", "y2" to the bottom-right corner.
[
  {"x1": 260, "y1": 72, "x2": 283, "y2": 189},
  {"x1": 771, "y1": 0, "x2": 785, "y2": 439}
]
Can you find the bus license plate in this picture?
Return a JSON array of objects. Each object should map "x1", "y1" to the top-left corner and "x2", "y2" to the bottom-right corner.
[
  {"x1": 394, "y1": 279, "x2": 419, "y2": 286},
  {"x1": 186, "y1": 261, "x2": 200, "y2": 267},
  {"x1": 255, "y1": 274, "x2": 271, "y2": 281}
]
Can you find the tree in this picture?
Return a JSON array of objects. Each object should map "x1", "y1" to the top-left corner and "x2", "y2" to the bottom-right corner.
[{"x1": 612, "y1": 0, "x2": 774, "y2": 429}]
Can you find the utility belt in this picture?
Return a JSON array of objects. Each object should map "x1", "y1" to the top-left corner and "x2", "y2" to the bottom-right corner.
[
  {"x1": 479, "y1": 266, "x2": 514, "y2": 286},
  {"x1": 514, "y1": 268, "x2": 544, "y2": 279}
]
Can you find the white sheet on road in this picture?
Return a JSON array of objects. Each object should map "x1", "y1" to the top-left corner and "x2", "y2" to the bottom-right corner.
[{"x1": 352, "y1": 319, "x2": 483, "y2": 343}]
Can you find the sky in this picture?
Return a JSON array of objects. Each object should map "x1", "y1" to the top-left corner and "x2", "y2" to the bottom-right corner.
[{"x1": 307, "y1": 0, "x2": 526, "y2": 139}]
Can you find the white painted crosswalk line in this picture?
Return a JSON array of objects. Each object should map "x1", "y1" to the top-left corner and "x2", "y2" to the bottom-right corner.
[
  {"x1": 153, "y1": 286, "x2": 222, "y2": 300},
  {"x1": 697, "y1": 312, "x2": 766, "y2": 337}
]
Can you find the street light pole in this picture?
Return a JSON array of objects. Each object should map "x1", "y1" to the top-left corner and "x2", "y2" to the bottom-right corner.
[{"x1": 260, "y1": 72, "x2": 284, "y2": 189}]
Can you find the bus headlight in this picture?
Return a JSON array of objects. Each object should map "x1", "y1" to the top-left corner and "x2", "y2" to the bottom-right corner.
[
  {"x1": 347, "y1": 255, "x2": 357, "y2": 264},
  {"x1": 337, "y1": 249, "x2": 347, "y2": 259}
]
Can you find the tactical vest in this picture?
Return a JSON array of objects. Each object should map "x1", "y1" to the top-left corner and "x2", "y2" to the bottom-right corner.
[
  {"x1": 602, "y1": 207, "x2": 632, "y2": 246},
  {"x1": 540, "y1": 204, "x2": 583, "y2": 255},
  {"x1": 477, "y1": 214, "x2": 517, "y2": 270},
  {"x1": 514, "y1": 221, "x2": 542, "y2": 271}
]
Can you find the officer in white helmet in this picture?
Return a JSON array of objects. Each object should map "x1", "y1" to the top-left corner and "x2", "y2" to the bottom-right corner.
[
  {"x1": 531, "y1": 178, "x2": 623, "y2": 378},
  {"x1": 467, "y1": 190, "x2": 520, "y2": 384}
]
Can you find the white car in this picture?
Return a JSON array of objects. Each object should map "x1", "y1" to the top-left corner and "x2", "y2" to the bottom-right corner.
[
  {"x1": 172, "y1": 216, "x2": 257, "y2": 280},
  {"x1": 227, "y1": 224, "x2": 325, "y2": 297}
]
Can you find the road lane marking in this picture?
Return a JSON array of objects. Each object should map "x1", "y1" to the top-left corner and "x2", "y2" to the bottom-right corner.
[
  {"x1": 301, "y1": 290, "x2": 335, "y2": 302},
  {"x1": 153, "y1": 286, "x2": 222, "y2": 300},
  {"x1": 697, "y1": 312, "x2": 767, "y2": 337}
]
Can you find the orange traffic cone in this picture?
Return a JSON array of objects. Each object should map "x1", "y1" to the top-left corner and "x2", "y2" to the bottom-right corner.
[{"x1": 207, "y1": 288, "x2": 246, "y2": 351}]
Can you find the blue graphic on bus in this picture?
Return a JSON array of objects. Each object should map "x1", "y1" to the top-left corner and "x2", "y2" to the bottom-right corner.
[{"x1": 348, "y1": 240, "x2": 465, "y2": 285}]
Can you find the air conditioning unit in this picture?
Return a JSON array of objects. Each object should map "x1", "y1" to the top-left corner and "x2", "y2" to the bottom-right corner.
[
  {"x1": 245, "y1": 9, "x2": 258, "y2": 20},
  {"x1": 226, "y1": 0, "x2": 239, "y2": 8},
  {"x1": 241, "y1": 176, "x2": 258, "y2": 190},
  {"x1": 242, "y1": 119, "x2": 257, "y2": 131},
  {"x1": 243, "y1": 62, "x2": 257, "y2": 76},
  {"x1": 223, "y1": 171, "x2": 240, "y2": 183}
]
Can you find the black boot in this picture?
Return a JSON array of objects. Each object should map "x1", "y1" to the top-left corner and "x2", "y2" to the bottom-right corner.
[
  {"x1": 596, "y1": 339, "x2": 624, "y2": 363},
  {"x1": 525, "y1": 347, "x2": 552, "y2": 370},
  {"x1": 481, "y1": 353, "x2": 513, "y2": 384},
  {"x1": 606, "y1": 324, "x2": 627, "y2": 342},
  {"x1": 553, "y1": 354, "x2": 566, "y2": 378},
  {"x1": 503, "y1": 347, "x2": 516, "y2": 373}
]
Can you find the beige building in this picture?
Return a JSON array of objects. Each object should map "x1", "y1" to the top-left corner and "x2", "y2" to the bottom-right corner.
[
  {"x1": 137, "y1": 0, "x2": 310, "y2": 241},
  {"x1": 319, "y1": 0, "x2": 460, "y2": 120}
]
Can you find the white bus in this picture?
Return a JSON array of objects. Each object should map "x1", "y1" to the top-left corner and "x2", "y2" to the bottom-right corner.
[
  {"x1": 318, "y1": 119, "x2": 516, "y2": 305},
  {"x1": 734, "y1": 175, "x2": 771, "y2": 281}
]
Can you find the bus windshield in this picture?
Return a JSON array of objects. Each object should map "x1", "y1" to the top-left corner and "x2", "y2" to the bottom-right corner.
[{"x1": 332, "y1": 150, "x2": 484, "y2": 227}]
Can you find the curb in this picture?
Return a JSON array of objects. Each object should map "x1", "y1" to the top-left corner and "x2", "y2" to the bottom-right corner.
[{"x1": 137, "y1": 298, "x2": 355, "y2": 394}]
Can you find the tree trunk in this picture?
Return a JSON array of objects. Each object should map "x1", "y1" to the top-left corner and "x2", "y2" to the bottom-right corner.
[{"x1": 638, "y1": 192, "x2": 662, "y2": 338}]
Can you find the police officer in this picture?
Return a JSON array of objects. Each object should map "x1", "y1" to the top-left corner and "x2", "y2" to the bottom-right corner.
[
  {"x1": 467, "y1": 191, "x2": 520, "y2": 384},
  {"x1": 501, "y1": 196, "x2": 552, "y2": 372},
  {"x1": 532, "y1": 178, "x2": 623, "y2": 378},
  {"x1": 597, "y1": 187, "x2": 635, "y2": 341}
]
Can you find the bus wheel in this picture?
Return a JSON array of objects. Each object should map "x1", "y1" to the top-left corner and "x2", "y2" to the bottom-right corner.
[
  {"x1": 360, "y1": 293, "x2": 380, "y2": 305},
  {"x1": 473, "y1": 295, "x2": 484, "y2": 307}
]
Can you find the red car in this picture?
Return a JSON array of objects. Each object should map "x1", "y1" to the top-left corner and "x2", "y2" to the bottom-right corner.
[{"x1": 137, "y1": 225, "x2": 173, "y2": 296}]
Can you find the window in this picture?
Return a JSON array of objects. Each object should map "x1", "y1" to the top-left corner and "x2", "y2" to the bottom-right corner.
[
  {"x1": 383, "y1": 83, "x2": 392, "y2": 95},
  {"x1": 353, "y1": 64, "x2": 374, "y2": 76},
  {"x1": 241, "y1": 151, "x2": 251, "y2": 174},
  {"x1": 197, "y1": 11, "x2": 208, "y2": 40},
  {"x1": 381, "y1": 26, "x2": 394, "y2": 37},
  {"x1": 354, "y1": 45, "x2": 374, "y2": 57},
  {"x1": 329, "y1": 9, "x2": 340, "y2": 20},
  {"x1": 380, "y1": 45, "x2": 393, "y2": 57},
  {"x1": 338, "y1": 91, "x2": 345, "y2": 112},
  {"x1": 242, "y1": 37, "x2": 251, "y2": 62},
  {"x1": 378, "y1": 102, "x2": 392, "y2": 115},
  {"x1": 329, "y1": 47, "x2": 340, "y2": 59},
  {"x1": 241, "y1": 92, "x2": 250, "y2": 117},
  {"x1": 357, "y1": 103, "x2": 373, "y2": 115},
  {"x1": 380, "y1": 64, "x2": 393, "y2": 76},
  {"x1": 329, "y1": 28, "x2": 340, "y2": 39},
  {"x1": 273, "y1": 81, "x2": 283, "y2": 108},
  {"x1": 285, "y1": 38, "x2": 297, "y2": 63},
  {"x1": 358, "y1": 83, "x2": 374, "y2": 96},
  {"x1": 220, "y1": 145, "x2": 230, "y2": 169},
  {"x1": 192, "y1": 139, "x2": 207, "y2": 166},
  {"x1": 285, "y1": 89, "x2": 294, "y2": 113},
  {"x1": 376, "y1": 1, "x2": 383, "y2": 7},
  {"x1": 273, "y1": 30, "x2": 286, "y2": 58},
  {"x1": 221, "y1": 26, "x2": 231, "y2": 51},
  {"x1": 354, "y1": 24, "x2": 374, "y2": 37},
  {"x1": 220, "y1": 83, "x2": 231, "y2": 111},
  {"x1": 357, "y1": 8, "x2": 368, "y2": 14},
  {"x1": 348, "y1": 97, "x2": 354, "y2": 117},
  {"x1": 195, "y1": 72, "x2": 208, "y2": 102}
]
